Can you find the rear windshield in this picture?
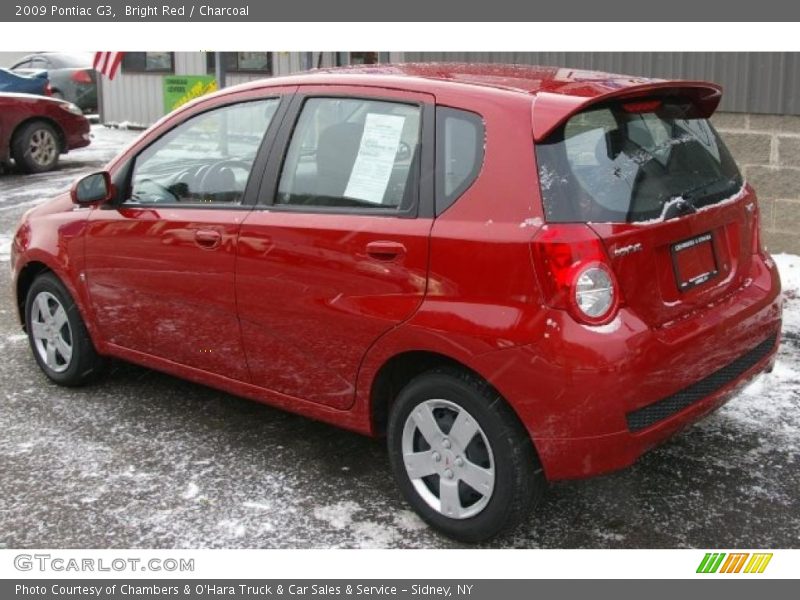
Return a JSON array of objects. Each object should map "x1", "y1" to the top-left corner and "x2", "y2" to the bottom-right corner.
[{"x1": 535, "y1": 101, "x2": 742, "y2": 223}]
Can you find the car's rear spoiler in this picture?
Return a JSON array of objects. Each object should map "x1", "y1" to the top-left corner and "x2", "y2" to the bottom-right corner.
[{"x1": 532, "y1": 81, "x2": 722, "y2": 142}]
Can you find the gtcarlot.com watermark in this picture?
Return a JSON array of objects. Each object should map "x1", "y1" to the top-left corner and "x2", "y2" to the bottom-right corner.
[{"x1": 14, "y1": 554, "x2": 195, "y2": 573}]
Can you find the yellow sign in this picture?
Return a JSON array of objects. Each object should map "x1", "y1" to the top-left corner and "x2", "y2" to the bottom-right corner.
[{"x1": 164, "y1": 76, "x2": 218, "y2": 113}]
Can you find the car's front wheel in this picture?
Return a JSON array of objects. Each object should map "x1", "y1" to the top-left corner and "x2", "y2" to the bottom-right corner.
[
  {"x1": 25, "y1": 273, "x2": 106, "y2": 386},
  {"x1": 12, "y1": 121, "x2": 61, "y2": 173},
  {"x1": 387, "y1": 368, "x2": 545, "y2": 542}
]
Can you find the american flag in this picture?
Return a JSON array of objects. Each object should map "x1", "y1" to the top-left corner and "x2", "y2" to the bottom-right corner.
[{"x1": 93, "y1": 52, "x2": 124, "y2": 80}]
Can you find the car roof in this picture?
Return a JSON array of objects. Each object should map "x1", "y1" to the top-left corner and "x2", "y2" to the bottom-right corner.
[
  {"x1": 222, "y1": 63, "x2": 722, "y2": 140},
  {"x1": 234, "y1": 63, "x2": 673, "y2": 97}
]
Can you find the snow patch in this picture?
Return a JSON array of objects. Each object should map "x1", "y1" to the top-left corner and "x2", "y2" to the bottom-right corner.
[
  {"x1": 775, "y1": 253, "x2": 800, "y2": 331},
  {"x1": 182, "y1": 482, "x2": 200, "y2": 500},
  {"x1": 217, "y1": 519, "x2": 246, "y2": 539},
  {"x1": 313, "y1": 501, "x2": 360, "y2": 530},
  {"x1": 393, "y1": 510, "x2": 428, "y2": 532},
  {"x1": 0, "y1": 234, "x2": 10, "y2": 262},
  {"x1": 242, "y1": 501, "x2": 271, "y2": 511},
  {"x1": 519, "y1": 217, "x2": 543, "y2": 229}
]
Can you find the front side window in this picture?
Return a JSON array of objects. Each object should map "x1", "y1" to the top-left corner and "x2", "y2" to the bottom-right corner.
[
  {"x1": 276, "y1": 97, "x2": 422, "y2": 211},
  {"x1": 128, "y1": 99, "x2": 279, "y2": 206},
  {"x1": 536, "y1": 101, "x2": 742, "y2": 223}
]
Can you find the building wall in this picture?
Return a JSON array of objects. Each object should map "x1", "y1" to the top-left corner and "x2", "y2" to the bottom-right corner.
[
  {"x1": 99, "y1": 71, "x2": 168, "y2": 126},
  {"x1": 99, "y1": 52, "x2": 339, "y2": 126},
  {"x1": 713, "y1": 112, "x2": 800, "y2": 255}
]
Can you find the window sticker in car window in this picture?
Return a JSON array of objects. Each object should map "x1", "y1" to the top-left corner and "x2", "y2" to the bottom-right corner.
[{"x1": 344, "y1": 113, "x2": 406, "y2": 205}]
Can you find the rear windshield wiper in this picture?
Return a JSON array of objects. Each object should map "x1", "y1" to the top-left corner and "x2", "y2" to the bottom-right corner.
[{"x1": 680, "y1": 177, "x2": 738, "y2": 203}]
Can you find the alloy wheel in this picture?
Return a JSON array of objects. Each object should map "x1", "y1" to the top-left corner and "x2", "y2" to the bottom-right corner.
[
  {"x1": 401, "y1": 399, "x2": 495, "y2": 519},
  {"x1": 29, "y1": 129, "x2": 58, "y2": 167},
  {"x1": 30, "y1": 291, "x2": 73, "y2": 373}
]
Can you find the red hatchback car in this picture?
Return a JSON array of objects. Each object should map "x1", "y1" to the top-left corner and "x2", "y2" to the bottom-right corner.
[
  {"x1": 10, "y1": 64, "x2": 782, "y2": 541},
  {"x1": 0, "y1": 92, "x2": 91, "y2": 173}
]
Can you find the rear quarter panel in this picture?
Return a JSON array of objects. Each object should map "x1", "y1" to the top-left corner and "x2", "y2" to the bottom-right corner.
[{"x1": 355, "y1": 89, "x2": 548, "y2": 424}]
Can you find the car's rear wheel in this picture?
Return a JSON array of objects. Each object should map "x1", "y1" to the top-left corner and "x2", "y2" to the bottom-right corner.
[
  {"x1": 12, "y1": 121, "x2": 61, "y2": 173},
  {"x1": 387, "y1": 368, "x2": 546, "y2": 542},
  {"x1": 25, "y1": 273, "x2": 106, "y2": 386}
]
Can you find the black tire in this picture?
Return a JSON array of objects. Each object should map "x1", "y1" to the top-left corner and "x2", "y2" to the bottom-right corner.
[
  {"x1": 12, "y1": 121, "x2": 61, "y2": 173},
  {"x1": 387, "y1": 367, "x2": 545, "y2": 542},
  {"x1": 25, "y1": 272, "x2": 106, "y2": 386}
]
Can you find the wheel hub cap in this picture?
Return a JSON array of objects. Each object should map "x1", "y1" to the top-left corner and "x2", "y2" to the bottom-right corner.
[
  {"x1": 29, "y1": 130, "x2": 57, "y2": 166},
  {"x1": 30, "y1": 291, "x2": 73, "y2": 373},
  {"x1": 401, "y1": 399, "x2": 495, "y2": 520}
]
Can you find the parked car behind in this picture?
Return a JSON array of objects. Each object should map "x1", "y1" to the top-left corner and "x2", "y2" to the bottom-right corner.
[
  {"x1": 10, "y1": 52, "x2": 97, "y2": 113},
  {"x1": 0, "y1": 67, "x2": 51, "y2": 96},
  {"x1": 9, "y1": 64, "x2": 782, "y2": 541},
  {"x1": 0, "y1": 93, "x2": 91, "y2": 173}
]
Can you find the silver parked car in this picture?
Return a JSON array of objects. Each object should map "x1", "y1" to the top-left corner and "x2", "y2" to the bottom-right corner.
[{"x1": 10, "y1": 52, "x2": 97, "y2": 113}]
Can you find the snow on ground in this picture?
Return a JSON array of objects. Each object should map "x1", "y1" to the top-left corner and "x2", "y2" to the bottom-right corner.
[
  {"x1": 0, "y1": 124, "x2": 138, "y2": 214},
  {"x1": 0, "y1": 233, "x2": 10, "y2": 262},
  {"x1": 0, "y1": 124, "x2": 138, "y2": 262},
  {"x1": 0, "y1": 126, "x2": 798, "y2": 548},
  {"x1": 707, "y1": 253, "x2": 800, "y2": 460}
]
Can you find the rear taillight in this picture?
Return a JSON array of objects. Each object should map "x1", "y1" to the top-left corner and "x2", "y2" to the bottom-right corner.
[
  {"x1": 44, "y1": 83, "x2": 53, "y2": 96},
  {"x1": 71, "y1": 69, "x2": 93, "y2": 84},
  {"x1": 531, "y1": 224, "x2": 621, "y2": 325}
]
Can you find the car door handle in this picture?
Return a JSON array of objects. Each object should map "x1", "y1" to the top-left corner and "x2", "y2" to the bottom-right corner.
[
  {"x1": 194, "y1": 229, "x2": 222, "y2": 249},
  {"x1": 366, "y1": 241, "x2": 406, "y2": 261}
]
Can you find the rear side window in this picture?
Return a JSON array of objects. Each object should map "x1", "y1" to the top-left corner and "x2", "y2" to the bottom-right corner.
[
  {"x1": 276, "y1": 97, "x2": 422, "y2": 211},
  {"x1": 535, "y1": 101, "x2": 742, "y2": 223},
  {"x1": 436, "y1": 107, "x2": 484, "y2": 214}
]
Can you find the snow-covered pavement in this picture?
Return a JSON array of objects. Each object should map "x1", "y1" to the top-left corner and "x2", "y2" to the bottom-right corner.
[{"x1": 0, "y1": 126, "x2": 797, "y2": 548}]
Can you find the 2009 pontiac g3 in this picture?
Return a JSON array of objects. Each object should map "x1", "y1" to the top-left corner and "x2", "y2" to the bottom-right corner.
[{"x1": 10, "y1": 64, "x2": 782, "y2": 541}]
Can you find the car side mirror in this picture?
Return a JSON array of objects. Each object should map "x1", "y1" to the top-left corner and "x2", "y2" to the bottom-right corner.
[{"x1": 72, "y1": 171, "x2": 114, "y2": 205}]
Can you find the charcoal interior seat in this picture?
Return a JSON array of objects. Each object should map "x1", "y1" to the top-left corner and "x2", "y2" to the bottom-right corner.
[
  {"x1": 199, "y1": 165, "x2": 238, "y2": 203},
  {"x1": 315, "y1": 122, "x2": 365, "y2": 200}
]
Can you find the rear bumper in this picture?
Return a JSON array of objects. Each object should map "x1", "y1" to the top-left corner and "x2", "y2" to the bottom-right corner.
[{"x1": 477, "y1": 253, "x2": 783, "y2": 480}]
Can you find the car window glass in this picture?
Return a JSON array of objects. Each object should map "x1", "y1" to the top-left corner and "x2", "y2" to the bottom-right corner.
[
  {"x1": 128, "y1": 99, "x2": 279, "y2": 206},
  {"x1": 276, "y1": 97, "x2": 421, "y2": 210},
  {"x1": 435, "y1": 107, "x2": 485, "y2": 214},
  {"x1": 536, "y1": 103, "x2": 741, "y2": 223}
]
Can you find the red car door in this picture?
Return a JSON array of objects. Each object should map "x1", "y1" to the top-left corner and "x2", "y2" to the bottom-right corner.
[
  {"x1": 236, "y1": 87, "x2": 434, "y2": 409},
  {"x1": 84, "y1": 94, "x2": 289, "y2": 381}
]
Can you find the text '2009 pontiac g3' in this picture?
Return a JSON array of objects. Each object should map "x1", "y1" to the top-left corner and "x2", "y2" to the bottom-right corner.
[{"x1": 10, "y1": 64, "x2": 782, "y2": 541}]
